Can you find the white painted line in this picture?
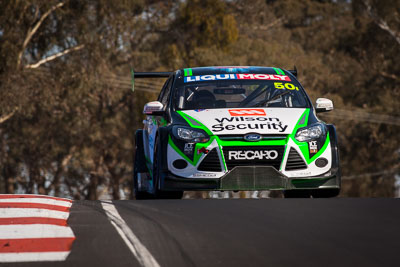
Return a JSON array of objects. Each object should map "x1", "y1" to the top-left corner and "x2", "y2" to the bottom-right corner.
[
  {"x1": 0, "y1": 224, "x2": 74, "y2": 239},
  {"x1": 0, "y1": 252, "x2": 70, "y2": 262},
  {"x1": 101, "y1": 201, "x2": 160, "y2": 267},
  {"x1": 0, "y1": 198, "x2": 72, "y2": 207},
  {"x1": 0, "y1": 208, "x2": 69, "y2": 220}
]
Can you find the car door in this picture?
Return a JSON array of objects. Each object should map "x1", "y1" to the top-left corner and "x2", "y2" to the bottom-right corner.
[{"x1": 143, "y1": 76, "x2": 173, "y2": 168}]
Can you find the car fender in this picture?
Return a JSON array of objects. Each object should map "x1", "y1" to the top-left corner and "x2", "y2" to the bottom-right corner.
[
  {"x1": 326, "y1": 124, "x2": 339, "y2": 169},
  {"x1": 157, "y1": 126, "x2": 170, "y2": 172}
]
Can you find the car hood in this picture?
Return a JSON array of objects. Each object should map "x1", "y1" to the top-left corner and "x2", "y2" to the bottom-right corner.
[{"x1": 180, "y1": 108, "x2": 306, "y2": 135}]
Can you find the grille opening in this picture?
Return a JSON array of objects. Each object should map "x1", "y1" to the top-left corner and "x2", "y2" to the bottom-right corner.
[
  {"x1": 218, "y1": 134, "x2": 287, "y2": 141},
  {"x1": 197, "y1": 148, "x2": 222, "y2": 172},
  {"x1": 223, "y1": 146, "x2": 284, "y2": 171},
  {"x1": 285, "y1": 148, "x2": 307, "y2": 171}
]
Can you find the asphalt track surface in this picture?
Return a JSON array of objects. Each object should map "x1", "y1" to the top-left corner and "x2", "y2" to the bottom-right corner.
[{"x1": 3, "y1": 198, "x2": 400, "y2": 267}]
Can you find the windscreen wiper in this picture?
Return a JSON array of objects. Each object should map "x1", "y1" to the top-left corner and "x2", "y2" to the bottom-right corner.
[{"x1": 252, "y1": 90, "x2": 291, "y2": 107}]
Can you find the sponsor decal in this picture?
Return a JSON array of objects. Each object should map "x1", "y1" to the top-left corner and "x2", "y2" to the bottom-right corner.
[
  {"x1": 184, "y1": 74, "x2": 291, "y2": 83},
  {"x1": 193, "y1": 173, "x2": 218, "y2": 177},
  {"x1": 185, "y1": 74, "x2": 236, "y2": 83},
  {"x1": 244, "y1": 133, "x2": 262, "y2": 141},
  {"x1": 228, "y1": 109, "x2": 266, "y2": 116},
  {"x1": 198, "y1": 147, "x2": 209, "y2": 155},
  {"x1": 274, "y1": 82, "x2": 299, "y2": 91},
  {"x1": 294, "y1": 171, "x2": 312, "y2": 176},
  {"x1": 184, "y1": 143, "x2": 194, "y2": 154},
  {"x1": 211, "y1": 116, "x2": 288, "y2": 133},
  {"x1": 228, "y1": 150, "x2": 278, "y2": 160},
  {"x1": 194, "y1": 109, "x2": 206, "y2": 112},
  {"x1": 309, "y1": 141, "x2": 318, "y2": 153},
  {"x1": 236, "y1": 74, "x2": 290, "y2": 81}
]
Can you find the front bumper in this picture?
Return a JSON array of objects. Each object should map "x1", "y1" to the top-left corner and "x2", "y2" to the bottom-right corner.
[{"x1": 161, "y1": 166, "x2": 341, "y2": 191}]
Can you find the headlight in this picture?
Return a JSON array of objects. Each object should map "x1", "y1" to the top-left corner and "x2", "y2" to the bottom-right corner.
[
  {"x1": 295, "y1": 123, "x2": 326, "y2": 142},
  {"x1": 173, "y1": 126, "x2": 209, "y2": 143}
]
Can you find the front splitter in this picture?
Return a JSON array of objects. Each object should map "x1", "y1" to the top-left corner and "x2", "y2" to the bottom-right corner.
[{"x1": 161, "y1": 166, "x2": 340, "y2": 191}]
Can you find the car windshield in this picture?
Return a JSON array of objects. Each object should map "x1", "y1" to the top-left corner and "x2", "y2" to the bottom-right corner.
[{"x1": 174, "y1": 78, "x2": 309, "y2": 110}]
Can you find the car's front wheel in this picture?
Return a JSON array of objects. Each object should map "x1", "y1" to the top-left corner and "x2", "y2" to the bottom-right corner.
[
  {"x1": 152, "y1": 136, "x2": 183, "y2": 199},
  {"x1": 133, "y1": 130, "x2": 153, "y2": 200},
  {"x1": 311, "y1": 188, "x2": 340, "y2": 198},
  {"x1": 283, "y1": 188, "x2": 340, "y2": 198},
  {"x1": 283, "y1": 190, "x2": 312, "y2": 198}
]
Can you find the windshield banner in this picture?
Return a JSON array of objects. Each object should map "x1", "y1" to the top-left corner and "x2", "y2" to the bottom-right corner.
[{"x1": 184, "y1": 74, "x2": 291, "y2": 83}]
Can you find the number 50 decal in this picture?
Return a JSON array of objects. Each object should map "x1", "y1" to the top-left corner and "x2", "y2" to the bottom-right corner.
[{"x1": 274, "y1": 82, "x2": 299, "y2": 91}]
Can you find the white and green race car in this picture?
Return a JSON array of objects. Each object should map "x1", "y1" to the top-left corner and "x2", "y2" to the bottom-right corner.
[{"x1": 133, "y1": 66, "x2": 341, "y2": 199}]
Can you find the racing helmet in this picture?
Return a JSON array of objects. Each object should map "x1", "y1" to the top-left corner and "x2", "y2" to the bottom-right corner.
[{"x1": 192, "y1": 90, "x2": 216, "y2": 109}]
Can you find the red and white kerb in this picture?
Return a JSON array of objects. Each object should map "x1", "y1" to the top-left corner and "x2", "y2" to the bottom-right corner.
[{"x1": 0, "y1": 194, "x2": 75, "y2": 262}]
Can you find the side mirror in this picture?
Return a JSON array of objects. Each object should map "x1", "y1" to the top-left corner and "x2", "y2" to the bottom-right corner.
[
  {"x1": 143, "y1": 101, "x2": 165, "y2": 116},
  {"x1": 315, "y1": 98, "x2": 334, "y2": 113}
]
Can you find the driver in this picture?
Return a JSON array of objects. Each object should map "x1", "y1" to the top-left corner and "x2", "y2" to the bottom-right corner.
[{"x1": 192, "y1": 90, "x2": 216, "y2": 109}]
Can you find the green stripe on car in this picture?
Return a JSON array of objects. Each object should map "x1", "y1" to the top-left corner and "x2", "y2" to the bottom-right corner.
[
  {"x1": 184, "y1": 68, "x2": 192, "y2": 76},
  {"x1": 289, "y1": 108, "x2": 331, "y2": 164},
  {"x1": 273, "y1": 67, "x2": 285, "y2": 75},
  {"x1": 168, "y1": 135, "x2": 215, "y2": 166},
  {"x1": 177, "y1": 111, "x2": 213, "y2": 135}
]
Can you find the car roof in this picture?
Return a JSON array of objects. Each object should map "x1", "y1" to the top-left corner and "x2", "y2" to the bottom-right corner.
[{"x1": 177, "y1": 66, "x2": 287, "y2": 76}]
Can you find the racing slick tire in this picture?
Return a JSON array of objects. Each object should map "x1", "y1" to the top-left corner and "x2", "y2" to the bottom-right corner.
[
  {"x1": 284, "y1": 188, "x2": 340, "y2": 198},
  {"x1": 133, "y1": 130, "x2": 153, "y2": 200},
  {"x1": 311, "y1": 188, "x2": 340, "y2": 198},
  {"x1": 283, "y1": 190, "x2": 312, "y2": 198},
  {"x1": 311, "y1": 125, "x2": 341, "y2": 198},
  {"x1": 153, "y1": 134, "x2": 183, "y2": 199}
]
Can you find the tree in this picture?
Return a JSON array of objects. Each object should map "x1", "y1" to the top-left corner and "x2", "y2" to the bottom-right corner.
[{"x1": 1, "y1": 0, "x2": 398, "y2": 198}]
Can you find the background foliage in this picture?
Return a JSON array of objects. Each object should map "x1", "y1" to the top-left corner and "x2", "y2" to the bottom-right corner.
[{"x1": 0, "y1": 0, "x2": 399, "y2": 199}]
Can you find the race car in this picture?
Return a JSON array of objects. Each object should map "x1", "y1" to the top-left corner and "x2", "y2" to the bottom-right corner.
[{"x1": 133, "y1": 66, "x2": 341, "y2": 199}]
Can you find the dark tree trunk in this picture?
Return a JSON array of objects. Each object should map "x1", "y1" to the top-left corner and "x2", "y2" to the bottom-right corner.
[
  {"x1": 112, "y1": 177, "x2": 120, "y2": 200},
  {"x1": 87, "y1": 174, "x2": 98, "y2": 200},
  {"x1": 3, "y1": 165, "x2": 16, "y2": 194}
]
